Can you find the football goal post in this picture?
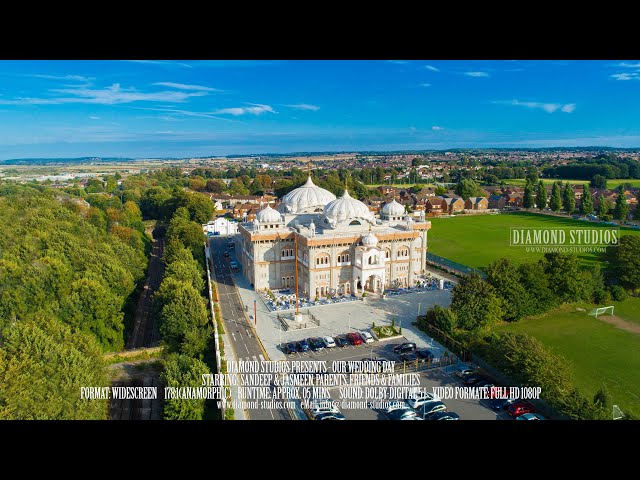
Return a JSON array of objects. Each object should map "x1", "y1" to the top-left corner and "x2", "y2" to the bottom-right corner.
[
  {"x1": 612, "y1": 405, "x2": 624, "y2": 420},
  {"x1": 588, "y1": 306, "x2": 614, "y2": 318}
]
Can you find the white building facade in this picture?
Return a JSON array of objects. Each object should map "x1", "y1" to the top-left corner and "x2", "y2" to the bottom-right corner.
[
  {"x1": 237, "y1": 176, "x2": 431, "y2": 298},
  {"x1": 203, "y1": 217, "x2": 239, "y2": 236}
]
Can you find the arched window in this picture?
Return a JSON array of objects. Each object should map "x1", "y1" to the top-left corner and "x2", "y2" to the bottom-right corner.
[
  {"x1": 316, "y1": 254, "x2": 330, "y2": 266},
  {"x1": 385, "y1": 249, "x2": 390, "y2": 259},
  {"x1": 398, "y1": 247, "x2": 409, "y2": 258},
  {"x1": 349, "y1": 220, "x2": 361, "y2": 226}
]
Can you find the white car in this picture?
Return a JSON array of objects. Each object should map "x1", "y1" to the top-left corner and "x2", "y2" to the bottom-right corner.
[
  {"x1": 384, "y1": 400, "x2": 411, "y2": 415},
  {"x1": 359, "y1": 331, "x2": 374, "y2": 343},
  {"x1": 406, "y1": 391, "x2": 441, "y2": 409},
  {"x1": 322, "y1": 336, "x2": 336, "y2": 348},
  {"x1": 455, "y1": 365, "x2": 476, "y2": 378},
  {"x1": 310, "y1": 404, "x2": 341, "y2": 417}
]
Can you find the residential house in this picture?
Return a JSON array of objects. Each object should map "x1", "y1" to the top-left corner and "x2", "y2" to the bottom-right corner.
[
  {"x1": 464, "y1": 197, "x2": 489, "y2": 210},
  {"x1": 488, "y1": 194, "x2": 507, "y2": 210},
  {"x1": 443, "y1": 197, "x2": 465, "y2": 214},
  {"x1": 425, "y1": 197, "x2": 445, "y2": 215}
]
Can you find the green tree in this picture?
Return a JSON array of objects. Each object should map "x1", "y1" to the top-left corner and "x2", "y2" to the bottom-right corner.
[
  {"x1": 581, "y1": 187, "x2": 593, "y2": 215},
  {"x1": 535, "y1": 180, "x2": 547, "y2": 210},
  {"x1": 541, "y1": 252, "x2": 590, "y2": 302},
  {"x1": 185, "y1": 192, "x2": 215, "y2": 224},
  {"x1": 486, "y1": 258, "x2": 530, "y2": 322},
  {"x1": 164, "y1": 260, "x2": 204, "y2": 293},
  {"x1": 613, "y1": 192, "x2": 629, "y2": 221},
  {"x1": 205, "y1": 179, "x2": 226, "y2": 194},
  {"x1": 562, "y1": 183, "x2": 576, "y2": 214},
  {"x1": 0, "y1": 317, "x2": 109, "y2": 420},
  {"x1": 162, "y1": 354, "x2": 211, "y2": 420},
  {"x1": 549, "y1": 181, "x2": 562, "y2": 212},
  {"x1": 598, "y1": 194, "x2": 609, "y2": 218},
  {"x1": 523, "y1": 181, "x2": 534, "y2": 209},
  {"x1": 419, "y1": 305, "x2": 458, "y2": 334},
  {"x1": 450, "y1": 274, "x2": 503, "y2": 331},
  {"x1": 455, "y1": 179, "x2": 482, "y2": 200},
  {"x1": 590, "y1": 174, "x2": 608, "y2": 189},
  {"x1": 604, "y1": 235, "x2": 640, "y2": 291},
  {"x1": 189, "y1": 176, "x2": 207, "y2": 191},
  {"x1": 517, "y1": 261, "x2": 556, "y2": 314}
]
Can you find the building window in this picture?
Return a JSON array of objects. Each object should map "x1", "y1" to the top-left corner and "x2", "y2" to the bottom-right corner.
[
  {"x1": 385, "y1": 250, "x2": 390, "y2": 259},
  {"x1": 316, "y1": 255, "x2": 330, "y2": 266},
  {"x1": 398, "y1": 248, "x2": 409, "y2": 258},
  {"x1": 349, "y1": 220, "x2": 361, "y2": 226}
]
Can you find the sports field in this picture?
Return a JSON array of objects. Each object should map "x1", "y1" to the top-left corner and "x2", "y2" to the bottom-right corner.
[
  {"x1": 497, "y1": 296, "x2": 640, "y2": 419},
  {"x1": 428, "y1": 212, "x2": 639, "y2": 270},
  {"x1": 506, "y1": 178, "x2": 640, "y2": 188}
]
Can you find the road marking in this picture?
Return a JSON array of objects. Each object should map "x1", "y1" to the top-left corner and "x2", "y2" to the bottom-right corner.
[
  {"x1": 252, "y1": 356, "x2": 257, "y2": 362},
  {"x1": 231, "y1": 332, "x2": 236, "y2": 341},
  {"x1": 246, "y1": 329, "x2": 252, "y2": 338},
  {"x1": 259, "y1": 354, "x2": 265, "y2": 362},
  {"x1": 244, "y1": 343, "x2": 250, "y2": 355},
  {"x1": 238, "y1": 330, "x2": 243, "y2": 339},
  {"x1": 269, "y1": 409, "x2": 274, "y2": 419}
]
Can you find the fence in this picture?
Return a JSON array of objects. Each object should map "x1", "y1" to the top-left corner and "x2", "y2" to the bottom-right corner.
[{"x1": 426, "y1": 252, "x2": 486, "y2": 278}]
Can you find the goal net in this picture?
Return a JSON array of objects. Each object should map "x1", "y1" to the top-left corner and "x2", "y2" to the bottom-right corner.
[
  {"x1": 588, "y1": 306, "x2": 614, "y2": 318},
  {"x1": 612, "y1": 405, "x2": 624, "y2": 420}
]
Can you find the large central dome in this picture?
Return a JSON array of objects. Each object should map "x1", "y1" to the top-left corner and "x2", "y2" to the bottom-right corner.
[
  {"x1": 280, "y1": 176, "x2": 336, "y2": 214},
  {"x1": 321, "y1": 189, "x2": 375, "y2": 228}
]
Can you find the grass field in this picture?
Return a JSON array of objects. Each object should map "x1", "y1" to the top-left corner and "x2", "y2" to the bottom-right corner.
[
  {"x1": 506, "y1": 178, "x2": 640, "y2": 188},
  {"x1": 428, "y1": 212, "x2": 640, "y2": 270},
  {"x1": 497, "y1": 297, "x2": 640, "y2": 418}
]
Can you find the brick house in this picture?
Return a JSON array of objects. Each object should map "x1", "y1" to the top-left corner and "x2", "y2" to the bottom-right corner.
[{"x1": 464, "y1": 197, "x2": 489, "y2": 210}]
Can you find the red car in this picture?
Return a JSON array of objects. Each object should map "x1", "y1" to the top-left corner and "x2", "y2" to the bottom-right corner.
[
  {"x1": 346, "y1": 332, "x2": 363, "y2": 346},
  {"x1": 508, "y1": 402, "x2": 535, "y2": 418}
]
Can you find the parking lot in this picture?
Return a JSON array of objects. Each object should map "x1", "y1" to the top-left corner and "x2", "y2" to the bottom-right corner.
[{"x1": 282, "y1": 336, "x2": 507, "y2": 420}]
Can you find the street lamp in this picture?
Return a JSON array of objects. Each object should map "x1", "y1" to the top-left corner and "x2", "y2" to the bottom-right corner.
[{"x1": 418, "y1": 302, "x2": 421, "y2": 318}]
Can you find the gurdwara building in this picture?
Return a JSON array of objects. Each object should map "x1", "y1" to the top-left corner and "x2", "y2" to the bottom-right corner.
[{"x1": 236, "y1": 175, "x2": 431, "y2": 298}]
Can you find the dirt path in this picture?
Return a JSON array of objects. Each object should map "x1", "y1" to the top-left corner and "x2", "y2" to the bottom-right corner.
[
  {"x1": 126, "y1": 232, "x2": 165, "y2": 349},
  {"x1": 597, "y1": 315, "x2": 640, "y2": 334}
]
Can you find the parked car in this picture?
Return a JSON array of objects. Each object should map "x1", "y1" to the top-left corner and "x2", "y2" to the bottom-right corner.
[
  {"x1": 429, "y1": 411, "x2": 460, "y2": 420},
  {"x1": 463, "y1": 374, "x2": 486, "y2": 386},
  {"x1": 322, "y1": 336, "x2": 336, "y2": 348},
  {"x1": 416, "y1": 401, "x2": 447, "y2": 418},
  {"x1": 334, "y1": 335, "x2": 350, "y2": 347},
  {"x1": 401, "y1": 352, "x2": 419, "y2": 363},
  {"x1": 282, "y1": 342, "x2": 298, "y2": 355},
  {"x1": 392, "y1": 342, "x2": 417, "y2": 354},
  {"x1": 407, "y1": 393, "x2": 440, "y2": 409},
  {"x1": 516, "y1": 413, "x2": 545, "y2": 421},
  {"x1": 308, "y1": 337, "x2": 325, "y2": 351},
  {"x1": 213, "y1": 231, "x2": 220, "y2": 235},
  {"x1": 508, "y1": 402, "x2": 535, "y2": 418},
  {"x1": 224, "y1": 251, "x2": 230, "y2": 257},
  {"x1": 310, "y1": 404, "x2": 341, "y2": 417},
  {"x1": 416, "y1": 349, "x2": 434, "y2": 361},
  {"x1": 384, "y1": 401, "x2": 411, "y2": 414},
  {"x1": 387, "y1": 408, "x2": 417, "y2": 420},
  {"x1": 490, "y1": 398, "x2": 520, "y2": 411},
  {"x1": 297, "y1": 339, "x2": 311, "y2": 352},
  {"x1": 455, "y1": 365, "x2": 476, "y2": 378},
  {"x1": 359, "y1": 331, "x2": 374, "y2": 343},
  {"x1": 346, "y1": 332, "x2": 363, "y2": 346},
  {"x1": 315, "y1": 412, "x2": 346, "y2": 420},
  {"x1": 229, "y1": 261, "x2": 239, "y2": 269}
]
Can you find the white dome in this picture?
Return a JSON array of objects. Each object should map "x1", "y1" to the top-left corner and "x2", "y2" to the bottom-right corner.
[
  {"x1": 281, "y1": 176, "x2": 336, "y2": 213},
  {"x1": 382, "y1": 199, "x2": 405, "y2": 216},
  {"x1": 322, "y1": 189, "x2": 375, "y2": 227},
  {"x1": 256, "y1": 205, "x2": 282, "y2": 224},
  {"x1": 362, "y1": 232, "x2": 378, "y2": 247}
]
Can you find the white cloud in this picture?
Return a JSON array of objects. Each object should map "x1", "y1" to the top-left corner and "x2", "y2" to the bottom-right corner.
[
  {"x1": 611, "y1": 72, "x2": 640, "y2": 81},
  {"x1": 495, "y1": 99, "x2": 576, "y2": 113},
  {"x1": 420, "y1": 83, "x2": 432, "y2": 87},
  {"x1": 29, "y1": 74, "x2": 94, "y2": 82},
  {"x1": 127, "y1": 60, "x2": 192, "y2": 68},
  {"x1": 152, "y1": 82, "x2": 222, "y2": 92},
  {"x1": 432, "y1": 126, "x2": 443, "y2": 131},
  {"x1": 213, "y1": 103, "x2": 275, "y2": 116},
  {"x1": 464, "y1": 71, "x2": 490, "y2": 78},
  {"x1": 89, "y1": 116, "x2": 100, "y2": 120},
  {"x1": 615, "y1": 62, "x2": 640, "y2": 68},
  {"x1": 283, "y1": 103, "x2": 320, "y2": 111},
  {"x1": 387, "y1": 60, "x2": 409, "y2": 64},
  {"x1": 425, "y1": 65, "x2": 440, "y2": 72},
  {"x1": 0, "y1": 83, "x2": 208, "y2": 105}
]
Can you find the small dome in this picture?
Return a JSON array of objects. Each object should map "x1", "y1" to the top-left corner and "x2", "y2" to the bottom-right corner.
[
  {"x1": 322, "y1": 189, "x2": 375, "y2": 227},
  {"x1": 256, "y1": 205, "x2": 282, "y2": 224},
  {"x1": 382, "y1": 199, "x2": 405, "y2": 216},
  {"x1": 281, "y1": 176, "x2": 336, "y2": 213},
  {"x1": 362, "y1": 232, "x2": 378, "y2": 247}
]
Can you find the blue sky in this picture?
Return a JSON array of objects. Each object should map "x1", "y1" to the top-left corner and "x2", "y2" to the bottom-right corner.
[{"x1": 1, "y1": 60, "x2": 640, "y2": 159}]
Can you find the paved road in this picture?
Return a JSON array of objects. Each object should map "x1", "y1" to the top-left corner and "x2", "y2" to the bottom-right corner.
[{"x1": 209, "y1": 236, "x2": 291, "y2": 420}]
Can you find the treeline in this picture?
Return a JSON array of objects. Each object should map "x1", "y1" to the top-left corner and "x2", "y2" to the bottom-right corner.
[
  {"x1": 543, "y1": 154, "x2": 640, "y2": 180},
  {"x1": 154, "y1": 207, "x2": 215, "y2": 420},
  {"x1": 419, "y1": 249, "x2": 637, "y2": 420},
  {"x1": 0, "y1": 184, "x2": 148, "y2": 419}
]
